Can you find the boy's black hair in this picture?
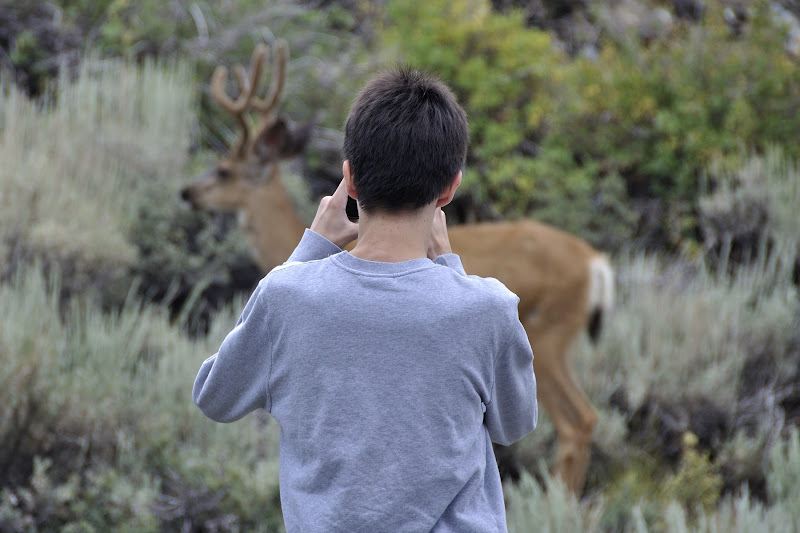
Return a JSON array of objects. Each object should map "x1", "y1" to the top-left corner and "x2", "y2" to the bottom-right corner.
[{"x1": 343, "y1": 67, "x2": 469, "y2": 212}]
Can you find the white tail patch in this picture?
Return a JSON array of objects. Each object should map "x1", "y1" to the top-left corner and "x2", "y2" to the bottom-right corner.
[{"x1": 588, "y1": 255, "x2": 615, "y2": 313}]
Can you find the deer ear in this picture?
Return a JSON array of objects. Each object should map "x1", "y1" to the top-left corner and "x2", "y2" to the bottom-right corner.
[
  {"x1": 284, "y1": 120, "x2": 314, "y2": 158},
  {"x1": 253, "y1": 118, "x2": 288, "y2": 162},
  {"x1": 253, "y1": 117, "x2": 313, "y2": 162}
]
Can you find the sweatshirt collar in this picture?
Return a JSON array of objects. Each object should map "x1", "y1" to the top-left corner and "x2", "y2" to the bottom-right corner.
[{"x1": 330, "y1": 251, "x2": 436, "y2": 277}]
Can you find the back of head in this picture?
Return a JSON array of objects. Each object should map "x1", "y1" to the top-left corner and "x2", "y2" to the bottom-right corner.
[{"x1": 343, "y1": 67, "x2": 469, "y2": 213}]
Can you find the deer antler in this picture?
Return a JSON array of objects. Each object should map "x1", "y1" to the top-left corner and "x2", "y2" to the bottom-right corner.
[
  {"x1": 250, "y1": 40, "x2": 287, "y2": 117},
  {"x1": 211, "y1": 43, "x2": 268, "y2": 154}
]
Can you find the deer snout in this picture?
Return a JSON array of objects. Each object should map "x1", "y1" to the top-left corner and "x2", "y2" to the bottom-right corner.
[{"x1": 180, "y1": 185, "x2": 199, "y2": 208}]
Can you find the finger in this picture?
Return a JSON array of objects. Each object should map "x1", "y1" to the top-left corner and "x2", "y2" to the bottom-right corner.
[{"x1": 330, "y1": 177, "x2": 350, "y2": 206}]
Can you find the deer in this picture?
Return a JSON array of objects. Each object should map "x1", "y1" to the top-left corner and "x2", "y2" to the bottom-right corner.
[{"x1": 180, "y1": 39, "x2": 614, "y2": 495}]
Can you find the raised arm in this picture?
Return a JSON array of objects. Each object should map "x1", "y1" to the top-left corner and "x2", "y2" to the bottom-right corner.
[
  {"x1": 309, "y1": 178, "x2": 359, "y2": 249},
  {"x1": 428, "y1": 207, "x2": 468, "y2": 274},
  {"x1": 284, "y1": 177, "x2": 358, "y2": 263}
]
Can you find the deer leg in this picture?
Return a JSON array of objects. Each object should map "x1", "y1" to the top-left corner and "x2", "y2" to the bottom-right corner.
[{"x1": 529, "y1": 329, "x2": 597, "y2": 494}]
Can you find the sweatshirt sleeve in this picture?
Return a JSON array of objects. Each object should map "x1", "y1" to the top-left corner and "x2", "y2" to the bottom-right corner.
[
  {"x1": 193, "y1": 280, "x2": 273, "y2": 422},
  {"x1": 286, "y1": 229, "x2": 343, "y2": 263},
  {"x1": 484, "y1": 296, "x2": 538, "y2": 446},
  {"x1": 433, "y1": 253, "x2": 467, "y2": 276}
]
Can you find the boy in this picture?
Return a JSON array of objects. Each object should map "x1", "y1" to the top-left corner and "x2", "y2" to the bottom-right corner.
[{"x1": 193, "y1": 67, "x2": 537, "y2": 532}]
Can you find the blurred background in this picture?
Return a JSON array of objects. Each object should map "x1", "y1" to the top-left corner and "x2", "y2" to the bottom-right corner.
[{"x1": 1, "y1": 0, "x2": 799, "y2": 531}]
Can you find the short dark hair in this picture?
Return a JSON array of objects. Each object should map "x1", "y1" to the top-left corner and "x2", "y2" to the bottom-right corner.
[{"x1": 343, "y1": 67, "x2": 469, "y2": 212}]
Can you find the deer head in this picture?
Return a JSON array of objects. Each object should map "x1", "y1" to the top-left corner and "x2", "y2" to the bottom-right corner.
[{"x1": 181, "y1": 40, "x2": 312, "y2": 211}]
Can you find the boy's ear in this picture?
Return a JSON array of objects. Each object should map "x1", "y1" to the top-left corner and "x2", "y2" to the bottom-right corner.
[
  {"x1": 343, "y1": 160, "x2": 358, "y2": 199},
  {"x1": 436, "y1": 171, "x2": 462, "y2": 207},
  {"x1": 254, "y1": 117, "x2": 314, "y2": 162}
]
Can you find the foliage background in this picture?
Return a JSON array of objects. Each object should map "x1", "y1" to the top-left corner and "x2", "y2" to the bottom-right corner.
[{"x1": 1, "y1": 0, "x2": 799, "y2": 530}]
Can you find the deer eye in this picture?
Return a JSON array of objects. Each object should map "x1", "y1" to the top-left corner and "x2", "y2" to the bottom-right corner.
[{"x1": 217, "y1": 167, "x2": 232, "y2": 180}]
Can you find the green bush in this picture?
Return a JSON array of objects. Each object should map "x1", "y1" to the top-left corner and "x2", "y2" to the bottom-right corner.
[
  {"x1": 384, "y1": 0, "x2": 800, "y2": 251},
  {"x1": 383, "y1": 0, "x2": 579, "y2": 215},
  {"x1": 549, "y1": 1, "x2": 800, "y2": 250}
]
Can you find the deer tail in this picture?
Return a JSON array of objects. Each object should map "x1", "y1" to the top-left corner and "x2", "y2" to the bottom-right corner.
[{"x1": 586, "y1": 254, "x2": 614, "y2": 344}]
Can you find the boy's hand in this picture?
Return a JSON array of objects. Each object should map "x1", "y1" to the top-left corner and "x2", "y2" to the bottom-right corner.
[
  {"x1": 427, "y1": 207, "x2": 452, "y2": 259},
  {"x1": 310, "y1": 178, "x2": 359, "y2": 249}
]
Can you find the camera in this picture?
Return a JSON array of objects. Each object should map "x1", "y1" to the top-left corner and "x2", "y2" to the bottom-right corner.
[{"x1": 346, "y1": 196, "x2": 359, "y2": 221}]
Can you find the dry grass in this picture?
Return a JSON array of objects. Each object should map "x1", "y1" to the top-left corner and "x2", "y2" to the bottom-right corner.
[{"x1": 0, "y1": 57, "x2": 194, "y2": 286}]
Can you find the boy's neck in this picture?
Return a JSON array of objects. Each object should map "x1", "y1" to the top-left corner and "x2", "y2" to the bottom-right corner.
[{"x1": 349, "y1": 207, "x2": 433, "y2": 263}]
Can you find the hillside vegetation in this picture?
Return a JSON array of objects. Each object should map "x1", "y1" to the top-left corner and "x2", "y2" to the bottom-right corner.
[{"x1": 1, "y1": 0, "x2": 799, "y2": 531}]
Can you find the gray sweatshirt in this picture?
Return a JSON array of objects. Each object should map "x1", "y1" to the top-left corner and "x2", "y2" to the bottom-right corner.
[{"x1": 193, "y1": 229, "x2": 537, "y2": 532}]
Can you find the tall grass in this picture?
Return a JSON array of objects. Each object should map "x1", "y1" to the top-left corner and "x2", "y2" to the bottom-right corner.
[
  {"x1": 0, "y1": 58, "x2": 284, "y2": 530},
  {"x1": 701, "y1": 146, "x2": 800, "y2": 262},
  {"x1": 0, "y1": 57, "x2": 194, "y2": 289},
  {"x1": 0, "y1": 265, "x2": 283, "y2": 530},
  {"x1": 584, "y1": 248, "x2": 798, "y2": 412},
  {"x1": 506, "y1": 430, "x2": 800, "y2": 533}
]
